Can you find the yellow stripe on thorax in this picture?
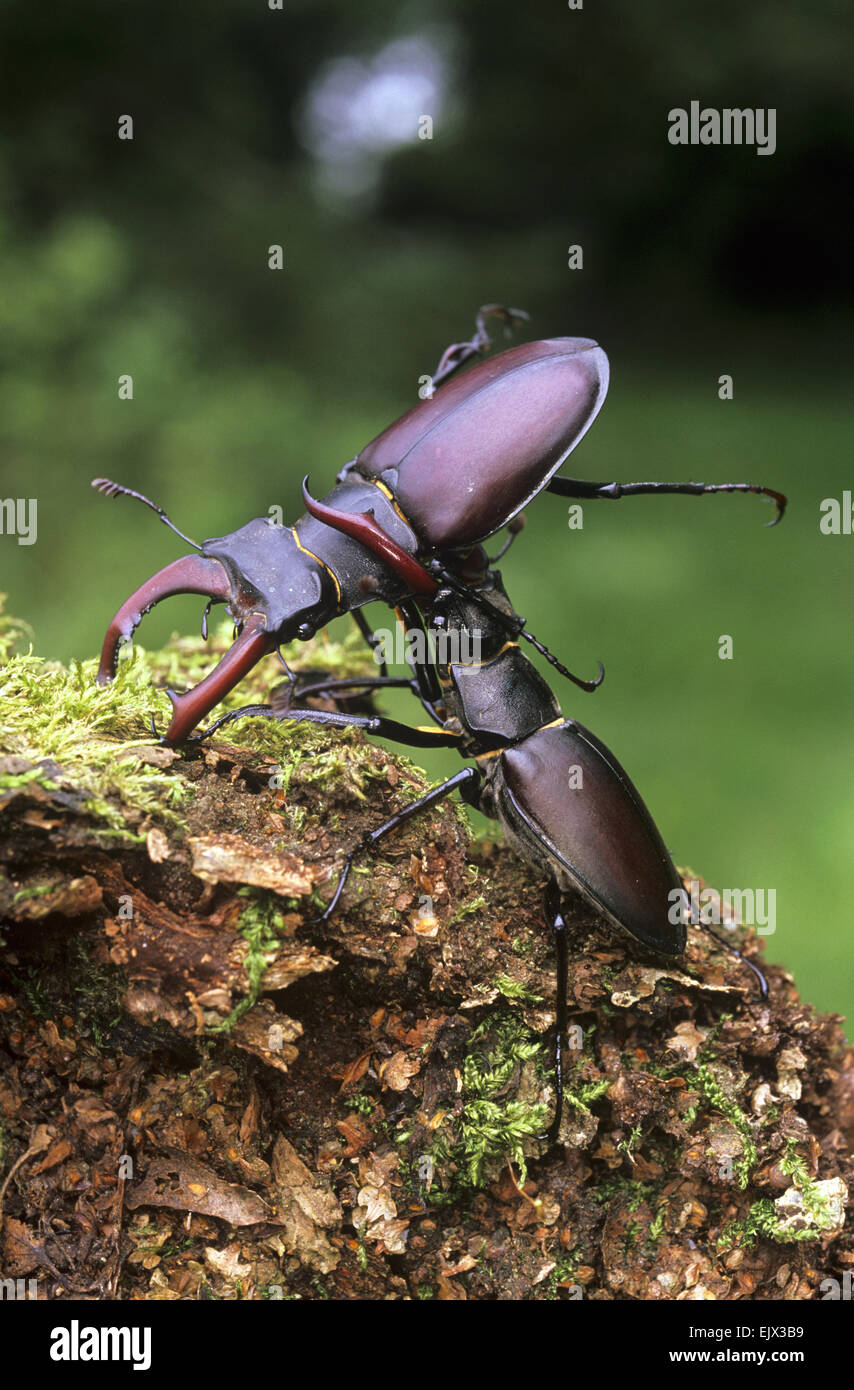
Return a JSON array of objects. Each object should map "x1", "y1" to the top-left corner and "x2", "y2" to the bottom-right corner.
[{"x1": 291, "y1": 526, "x2": 342, "y2": 606}]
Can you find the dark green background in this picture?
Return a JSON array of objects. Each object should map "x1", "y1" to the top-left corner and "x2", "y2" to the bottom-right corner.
[{"x1": 2, "y1": 1, "x2": 852, "y2": 1016}]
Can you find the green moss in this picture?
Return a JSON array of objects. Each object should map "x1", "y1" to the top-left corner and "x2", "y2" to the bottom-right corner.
[
  {"x1": 567, "y1": 1078, "x2": 610, "y2": 1113},
  {"x1": 494, "y1": 972, "x2": 542, "y2": 1003},
  {"x1": 449, "y1": 895, "x2": 486, "y2": 927},
  {"x1": 718, "y1": 1201, "x2": 800, "y2": 1249},
  {"x1": 0, "y1": 599, "x2": 434, "y2": 842},
  {"x1": 458, "y1": 1016, "x2": 548, "y2": 1186},
  {"x1": 344, "y1": 1093, "x2": 374, "y2": 1116},
  {"x1": 225, "y1": 712, "x2": 403, "y2": 805},
  {"x1": 618, "y1": 1125, "x2": 644, "y2": 1160},
  {"x1": 5, "y1": 962, "x2": 55, "y2": 1018},
  {"x1": 696, "y1": 1062, "x2": 757, "y2": 1188},
  {"x1": 540, "y1": 1251, "x2": 583, "y2": 1300},
  {"x1": 12, "y1": 881, "x2": 59, "y2": 903},
  {"x1": 593, "y1": 1173, "x2": 660, "y2": 1213},
  {"x1": 207, "y1": 889, "x2": 288, "y2": 1034},
  {"x1": 779, "y1": 1140, "x2": 840, "y2": 1229},
  {"x1": 0, "y1": 629, "x2": 190, "y2": 836},
  {"x1": 69, "y1": 939, "x2": 127, "y2": 1045},
  {"x1": 716, "y1": 1141, "x2": 840, "y2": 1249},
  {"x1": 427, "y1": 1013, "x2": 548, "y2": 1193}
]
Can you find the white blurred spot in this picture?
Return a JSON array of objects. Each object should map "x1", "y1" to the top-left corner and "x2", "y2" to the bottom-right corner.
[{"x1": 299, "y1": 32, "x2": 456, "y2": 199}]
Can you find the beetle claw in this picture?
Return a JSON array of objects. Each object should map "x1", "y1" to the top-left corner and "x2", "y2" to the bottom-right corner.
[{"x1": 764, "y1": 490, "x2": 788, "y2": 526}]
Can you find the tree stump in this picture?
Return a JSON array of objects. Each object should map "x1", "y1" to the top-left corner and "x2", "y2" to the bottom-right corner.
[{"x1": 0, "y1": 612, "x2": 851, "y2": 1301}]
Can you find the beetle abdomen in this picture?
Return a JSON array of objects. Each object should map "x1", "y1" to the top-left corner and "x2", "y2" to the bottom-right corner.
[
  {"x1": 353, "y1": 338, "x2": 609, "y2": 549},
  {"x1": 488, "y1": 719, "x2": 686, "y2": 955}
]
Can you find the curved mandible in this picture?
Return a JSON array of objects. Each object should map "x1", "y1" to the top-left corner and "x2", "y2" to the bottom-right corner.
[{"x1": 300, "y1": 478, "x2": 439, "y2": 597}]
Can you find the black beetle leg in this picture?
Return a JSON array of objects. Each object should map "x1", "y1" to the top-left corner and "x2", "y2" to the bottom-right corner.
[
  {"x1": 315, "y1": 766, "x2": 481, "y2": 924},
  {"x1": 431, "y1": 305, "x2": 530, "y2": 390},
  {"x1": 430, "y1": 566, "x2": 604, "y2": 694},
  {"x1": 275, "y1": 673, "x2": 416, "y2": 708},
  {"x1": 544, "y1": 884, "x2": 570, "y2": 1146},
  {"x1": 278, "y1": 706, "x2": 462, "y2": 747},
  {"x1": 694, "y1": 921, "x2": 770, "y2": 1000},
  {"x1": 547, "y1": 476, "x2": 787, "y2": 527},
  {"x1": 351, "y1": 609, "x2": 389, "y2": 678},
  {"x1": 518, "y1": 629, "x2": 605, "y2": 692},
  {"x1": 487, "y1": 513, "x2": 526, "y2": 563},
  {"x1": 195, "y1": 703, "x2": 276, "y2": 741}
]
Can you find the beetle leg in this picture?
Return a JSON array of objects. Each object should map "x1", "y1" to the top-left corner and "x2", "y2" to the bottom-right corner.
[
  {"x1": 431, "y1": 566, "x2": 605, "y2": 692},
  {"x1": 190, "y1": 673, "x2": 448, "y2": 743},
  {"x1": 351, "y1": 608, "x2": 388, "y2": 677},
  {"x1": 187, "y1": 702, "x2": 277, "y2": 742},
  {"x1": 487, "y1": 513, "x2": 526, "y2": 563},
  {"x1": 276, "y1": 672, "x2": 447, "y2": 728},
  {"x1": 693, "y1": 922, "x2": 769, "y2": 999},
  {"x1": 277, "y1": 674, "x2": 417, "y2": 706},
  {"x1": 430, "y1": 305, "x2": 530, "y2": 390},
  {"x1": 286, "y1": 707, "x2": 462, "y2": 746},
  {"x1": 315, "y1": 766, "x2": 480, "y2": 923},
  {"x1": 519, "y1": 631, "x2": 605, "y2": 692},
  {"x1": 196, "y1": 703, "x2": 463, "y2": 749},
  {"x1": 544, "y1": 884, "x2": 570, "y2": 1146},
  {"x1": 395, "y1": 598, "x2": 444, "y2": 707},
  {"x1": 547, "y1": 476, "x2": 787, "y2": 526}
]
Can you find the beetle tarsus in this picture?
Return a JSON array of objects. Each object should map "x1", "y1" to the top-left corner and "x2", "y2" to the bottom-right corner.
[
  {"x1": 548, "y1": 474, "x2": 788, "y2": 526},
  {"x1": 488, "y1": 513, "x2": 526, "y2": 563},
  {"x1": 694, "y1": 921, "x2": 769, "y2": 999},
  {"x1": 431, "y1": 304, "x2": 530, "y2": 389},
  {"x1": 313, "y1": 767, "x2": 480, "y2": 924},
  {"x1": 519, "y1": 628, "x2": 605, "y2": 693}
]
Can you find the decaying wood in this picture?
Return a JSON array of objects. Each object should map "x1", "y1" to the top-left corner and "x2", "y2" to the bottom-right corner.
[{"x1": 0, "y1": 648, "x2": 852, "y2": 1301}]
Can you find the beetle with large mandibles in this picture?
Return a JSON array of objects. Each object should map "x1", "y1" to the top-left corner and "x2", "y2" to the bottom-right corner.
[
  {"x1": 93, "y1": 305, "x2": 785, "y2": 745},
  {"x1": 92, "y1": 306, "x2": 786, "y2": 1136}
]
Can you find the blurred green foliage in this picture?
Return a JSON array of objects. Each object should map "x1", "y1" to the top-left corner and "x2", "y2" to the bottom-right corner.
[{"x1": 1, "y1": 0, "x2": 852, "y2": 1017}]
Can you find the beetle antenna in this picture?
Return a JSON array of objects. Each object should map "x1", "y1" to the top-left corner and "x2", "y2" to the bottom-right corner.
[{"x1": 91, "y1": 478, "x2": 202, "y2": 551}]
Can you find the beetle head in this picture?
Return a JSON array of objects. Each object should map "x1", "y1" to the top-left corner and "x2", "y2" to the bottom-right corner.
[{"x1": 97, "y1": 517, "x2": 339, "y2": 742}]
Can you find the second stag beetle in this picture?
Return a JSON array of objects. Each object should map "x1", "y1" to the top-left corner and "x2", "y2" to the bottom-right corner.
[
  {"x1": 93, "y1": 304, "x2": 786, "y2": 743},
  {"x1": 93, "y1": 307, "x2": 786, "y2": 1138},
  {"x1": 200, "y1": 469, "x2": 774, "y2": 1142}
]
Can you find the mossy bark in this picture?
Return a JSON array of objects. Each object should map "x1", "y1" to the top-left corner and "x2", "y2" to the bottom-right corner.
[{"x1": 0, "y1": 625, "x2": 852, "y2": 1300}]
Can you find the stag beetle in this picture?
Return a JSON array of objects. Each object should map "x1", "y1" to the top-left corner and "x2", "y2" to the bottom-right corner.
[
  {"x1": 93, "y1": 305, "x2": 785, "y2": 744},
  {"x1": 196, "y1": 494, "x2": 770, "y2": 1141},
  {"x1": 93, "y1": 307, "x2": 783, "y2": 1138}
]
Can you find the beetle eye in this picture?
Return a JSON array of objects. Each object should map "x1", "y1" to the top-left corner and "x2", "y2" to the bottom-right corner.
[{"x1": 297, "y1": 623, "x2": 314, "y2": 641}]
